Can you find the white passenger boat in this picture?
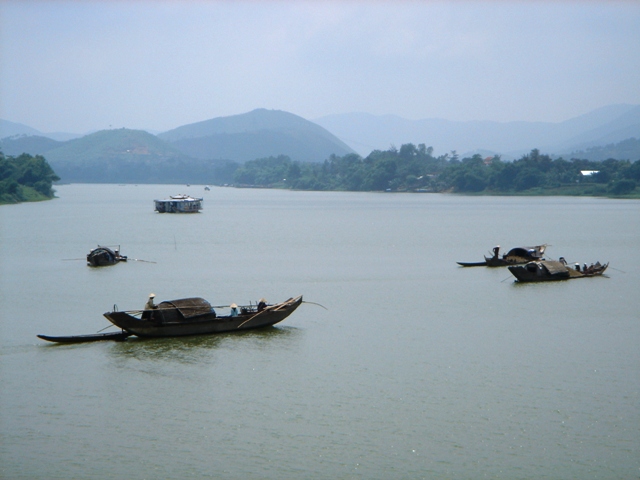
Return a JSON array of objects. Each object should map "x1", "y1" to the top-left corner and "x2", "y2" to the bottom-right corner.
[{"x1": 154, "y1": 194, "x2": 203, "y2": 213}]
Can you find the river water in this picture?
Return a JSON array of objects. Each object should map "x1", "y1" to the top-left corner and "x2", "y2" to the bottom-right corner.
[{"x1": 1, "y1": 184, "x2": 639, "y2": 479}]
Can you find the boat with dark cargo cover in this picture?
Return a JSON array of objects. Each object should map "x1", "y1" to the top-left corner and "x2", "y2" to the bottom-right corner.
[
  {"x1": 86, "y1": 245, "x2": 127, "y2": 267},
  {"x1": 508, "y1": 260, "x2": 608, "y2": 282},
  {"x1": 103, "y1": 295, "x2": 303, "y2": 338},
  {"x1": 457, "y1": 244, "x2": 547, "y2": 267}
]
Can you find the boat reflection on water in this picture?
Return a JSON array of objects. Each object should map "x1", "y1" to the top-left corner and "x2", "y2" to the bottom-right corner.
[{"x1": 105, "y1": 325, "x2": 302, "y2": 363}]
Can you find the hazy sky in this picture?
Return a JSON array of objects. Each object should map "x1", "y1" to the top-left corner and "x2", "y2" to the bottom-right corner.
[{"x1": 1, "y1": 0, "x2": 639, "y2": 134}]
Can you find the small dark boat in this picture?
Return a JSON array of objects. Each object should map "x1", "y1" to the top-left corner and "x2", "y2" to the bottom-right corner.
[
  {"x1": 508, "y1": 260, "x2": 608, "y2": 282},
  {"x1": 457, "y1": 244, "x2": 547, "y2": 267},
  {"x1": 103, "y1": 295, "x2": 303, "y2": 338},
  {"x1": 37, "y1": 331, "x2": 131, "y2": 343},
  {"x1": 87, "y1": 245, "x2": 127, "y2": 267}
]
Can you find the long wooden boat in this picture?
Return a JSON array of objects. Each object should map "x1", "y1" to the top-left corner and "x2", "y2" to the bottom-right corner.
[
  {"x1": 154, "y1": 194, "x2": 203, "y2": 213},
  {"x1": 508, "y1": 260, "x2": 608, "y2": 282},
  {"x1": 37, "y1": 331, "x2": 131, "y2": 343},
  {"x1": 87, "y1": 245, "x2": 127, "y2": 267},
  {"x1": 457, "y1": 244, "x2": 547, "y2": 267},
  {"x1": 103, "y1": 295, "x2": 303, "y2": 338}
]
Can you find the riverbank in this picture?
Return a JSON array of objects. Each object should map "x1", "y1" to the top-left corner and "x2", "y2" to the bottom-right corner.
[{"x1": 0, "y1": 187, "x2": 56, "y2": 205}]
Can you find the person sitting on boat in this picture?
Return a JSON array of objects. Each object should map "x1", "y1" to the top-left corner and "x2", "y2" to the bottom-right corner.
[
  {"x1": 559, "y1": 257, "x2": 567, "y2": 265},
  {"x1": 258, "y1": 298, "x2": 267, "y2": 312},
  {"x1": 142, "y1": 293, "x2": 157, "y2": 321},
  {"x1": 230, "y1": 303, "x2": 239, "y2": 317},
  {"x1": 492, "y1": 245, "x2": 500, "y2": 259},
  {"x1": 145, "y1": 293, "x2": 157, "y2": 310}
]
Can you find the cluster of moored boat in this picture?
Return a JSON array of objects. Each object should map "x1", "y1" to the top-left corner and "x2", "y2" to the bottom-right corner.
[{"x1": 458, "y1": 244, "x2": 609, "y2": 282}]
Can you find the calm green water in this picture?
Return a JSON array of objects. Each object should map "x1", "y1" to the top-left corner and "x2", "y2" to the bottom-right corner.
[{"x1": 1, "y1": 185, "x2": 639, "y2": 479}]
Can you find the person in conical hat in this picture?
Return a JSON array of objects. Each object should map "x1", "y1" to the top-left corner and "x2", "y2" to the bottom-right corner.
[
  {"x1": 145, "y1": 293, "x2": 156, "y2": 310},
  {"x1": 258, "y1": 298, "x2": 267, "y2": 312},
  {"x1": 230, "y1": 303, "x2": 238, "y2": 317}
]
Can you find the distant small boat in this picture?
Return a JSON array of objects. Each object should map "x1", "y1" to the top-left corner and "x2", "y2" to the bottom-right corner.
[
  {"x1": 457, "y1": 244, "x2": 547, "y2": 267},
  {"x1": 508, "y1": 260, "x2": 608, "y2": 282},
  {"x1": 154, "y1": 194, "x2": 203, "y2": 213},
  {"x1": 87, "y1": 245, "x2": 127, "y2": 267},
  {"x1": 205, "y1": 186, "x2": 210, "y2": 191}
]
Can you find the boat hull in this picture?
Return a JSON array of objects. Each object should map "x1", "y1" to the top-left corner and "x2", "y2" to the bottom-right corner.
[
  {"x1": 508, "y1": 262, "x2": 608, "y2": 282},
  {"x1": 37, "y1": 331, "x2": 131, "y2": 343},
  {"x1": 104, "y1": 296, "x2": 303, "y2": 338}
]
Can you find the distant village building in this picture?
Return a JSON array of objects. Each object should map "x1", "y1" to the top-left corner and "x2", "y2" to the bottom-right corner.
[{"x1": 580, "y1": 170, "x2": 599, "y2": 176}]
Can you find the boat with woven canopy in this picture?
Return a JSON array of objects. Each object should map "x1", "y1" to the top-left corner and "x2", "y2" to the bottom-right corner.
[{"x1": 103, "y1": 295, "x2": 303, "y2": 337}]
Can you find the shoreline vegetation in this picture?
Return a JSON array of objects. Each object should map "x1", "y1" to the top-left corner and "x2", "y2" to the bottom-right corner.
[
  {"x1": 231, "y1": 146, "x2": 640, "y2": 199},
  {"x1": 0, "y1": 152, "x2": 60, "y2": 205},
  {"x1": 1, "y1": 145, "x2": 639, "y2": 205}
]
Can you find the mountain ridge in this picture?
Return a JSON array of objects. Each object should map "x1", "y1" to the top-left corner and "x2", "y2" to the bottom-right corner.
[
  {"x1": 313, "y1": 104, "x2": 640, "y2": 159},
  {"x1": 157, "y1": 108, "x2": 355, "y2": 162},
  {"x1": 2, "y1": 105, "x2": 639, "y2": 168}
]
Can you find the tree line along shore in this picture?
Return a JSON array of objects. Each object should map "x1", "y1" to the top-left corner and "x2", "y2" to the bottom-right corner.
[
  {"x1": 234, "y1": 146, "x2": 640, "y2": 197},
  {"x1": 1, "y1": 145, "x2": 639, "y2": 205}
]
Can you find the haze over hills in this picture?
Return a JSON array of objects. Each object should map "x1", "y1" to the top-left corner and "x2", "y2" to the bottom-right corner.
[
  {"x1": 32, "y1": 129, "x2": 199, "y2": 183},
  {"x1": 1, "y1": 104, "x2": 639, "y2": 184},
  {"x1": 313, "y1": 104, "x2": 640, "y2": 159},
  {"x1": 0, "y1": 110, "x2": 356, "y2": 183},
  {"x1": 0, "y1": 119, "x2": 83, "y2": 142}
]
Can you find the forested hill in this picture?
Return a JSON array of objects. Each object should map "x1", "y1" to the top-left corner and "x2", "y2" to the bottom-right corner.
[
  {"x1": 0, "y1": 152, "x2": 60, "y2": 204},
  {"x1": 0, "y1": 110, "x2": 357, "y2": 183},
  {"x1": 7, "y1": 129, "x2": 219, "y2": 184},
  {"x1": 158, "y1": 109, "x2": 355, "y2": 162}
]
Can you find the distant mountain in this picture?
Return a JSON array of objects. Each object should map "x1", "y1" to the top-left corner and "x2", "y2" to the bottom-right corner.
[
  {"x1": 314, "y1": 104, "x2": 640, "y2": 159},
  {"x1": 0, "y1": 119, "x2": 83, "y2": 142},
  {"x1": 40, "y1": 128, "x2": 199, "y2": 182},
  {"x1": 0, "y1": 135, "x2": 62, "y2": 157},
  {"x1": 158, "y1": 109, "x2": 355, "y2": 162},
  {"x1": 553, "y1": 106, "x2": 640, "y2": 153},
  {"x1": 565, "y1": 137, "x2": 640, "y2": 162},
  {"x1": 0, "y1": 119, "x2": 41, "y2": 139}
]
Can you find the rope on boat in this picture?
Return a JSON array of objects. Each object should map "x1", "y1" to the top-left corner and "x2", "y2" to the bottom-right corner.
[
  {"x1": 97, "y1": 324, "x2": 118, "y2": 333},
  {"x1": 236, "y1": 309, "x2": 269, "y2": 329},
  {"x1": 302, "y1": 301, "x2": 328, "y2": 310},
  {"x1": 235, "y1": 299, "x2": 293, "y2": 329}
]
